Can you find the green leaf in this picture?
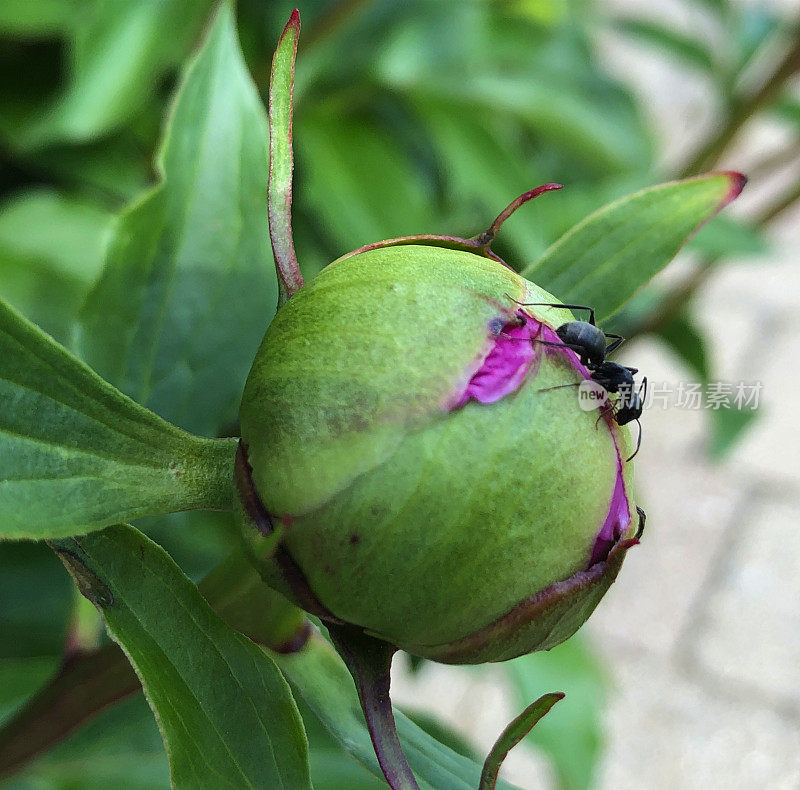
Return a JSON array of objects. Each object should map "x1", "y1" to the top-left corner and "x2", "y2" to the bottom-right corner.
[
  {"x1": 78, "y1": 2, "x2": 277, "y2": 437},
  {"x1": 613, "y1": 19, "x2": 716, "y2": 73},
  {"x1": 655, "y1": 311, "x2": 710, "y2": 384},
  {"x1": 0, "y1": 657, "x2": 61, "y2": 726},
  {"x1": 374, "y1": 7, "x2": 651, "y2": 174},
  {"x1": 410, "y1": 98, "x2": 552, "y2": 259},
  {"x1": 710, "y1": 406, "x2": 759, "y2": 460},
  {"x1": 0, "y1": 189, "x2": 113, "y2": 345},
  {"x1": 0, "y1": 564, "x2": 507, "y2": 788},
  {"x1": 26, "y1": 135, "x2": 152, "y2": 204},
  {"x1": 14, "y1": 0, "x2": 214, "y2": 148},
  {"x1": 308, "y1": 749, "x2": 388, "y2": 790},
  {"x1": 0, "y1": 296, "x2": 236, "y2": 540},
  {"x1": 479, "y1": 692, "x2": 563, "y2": 790},
  {"x1": 299, "y1": 699, "x2": 387, "y2": 790},
  {"x1": 50, "y1": 525, "x2": 312, "y2": 790},
  {"x1": 136, "y1": 510, "x2": 238, "y2": 584},
  {"x1": 0, "y1": 0, "x2": 74, "y2": 35},
  {"x1": 688, "y1": 214, "x2": 768, "y2": 259},
  {"x1": 297, "y1": 113, "x2": 433, "y2": 252},
  {"x1": 274, "y1": 632, "x2": 521, "y2": 790},
  {"x1": 0, "y1": 549, "x2": 308, "y2": 780},
  {"x1": 521, "y1": 172, "x2": 746, "y2": 322},
  {"x1": 5, "y1": 696, "x2": 170, "y2": 790},
  {"x1": 195, "y1": 548, "x2": 309, "y2": 651},
  {"x1": 505, "y1": 637, "x2": 606, "y2": 790},
  {"x1": 0, "y1": 542, "x2": 72, "y2": 659}
]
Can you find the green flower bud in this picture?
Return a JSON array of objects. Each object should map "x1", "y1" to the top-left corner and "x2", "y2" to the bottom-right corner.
[{"x1": 236, "y1": 237, "x2": 640, "y2": 664}]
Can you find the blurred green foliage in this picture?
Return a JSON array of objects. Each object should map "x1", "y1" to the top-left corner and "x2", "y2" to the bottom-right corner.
[{"x1": 0, "y1": 0, "x2": 796, "y2": 787}]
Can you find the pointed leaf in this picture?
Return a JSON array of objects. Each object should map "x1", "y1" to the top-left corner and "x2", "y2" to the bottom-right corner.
[
  {"x1": 506, "y1": 637, "x2": 607, "y2": 790},
  {"x1": 479, "y1": 692, "x2": 564, "y2": 790},
  {"x1": 269, "y1": 9, "x2": 304, "y2": 304},
  {"x1": 521, "y1": 173, "x2": 746, "y2": 322},
  {"x1": 0, "y1": 296, "x2": 235, "y2": 540},
  {"x1": 78, "y1": 3, "x2": 277, "y2": 436},
  {"x1": 51, "y1": 525, "x2": 312, "y2": 790}
]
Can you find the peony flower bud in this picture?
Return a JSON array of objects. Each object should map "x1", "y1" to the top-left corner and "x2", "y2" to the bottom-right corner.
[{"x1": 235, "y1": 232, "x2": 640, "y2": 665}]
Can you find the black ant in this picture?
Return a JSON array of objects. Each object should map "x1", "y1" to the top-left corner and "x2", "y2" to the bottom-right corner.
[
  {"x1": 595, "y1": 371, "x2": 647, "y2": 461},
  {"x1": 504, "y1": 298, "x2": 645, "y2": 461}
]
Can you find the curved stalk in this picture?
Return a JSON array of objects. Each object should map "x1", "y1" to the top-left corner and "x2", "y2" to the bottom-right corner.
[{"x1": 327, "y1": 624, "x2": 420, "y2": 790}]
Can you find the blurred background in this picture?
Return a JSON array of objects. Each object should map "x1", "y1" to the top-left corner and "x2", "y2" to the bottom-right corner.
[{"x1": 0, "y1": 0, "x2": 798, "y2": 788}]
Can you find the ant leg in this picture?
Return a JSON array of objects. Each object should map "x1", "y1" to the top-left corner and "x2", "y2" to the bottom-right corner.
[
  {"x1": 502, "y1": 295, "x2": 596, "y2": 324},
  {"x1": 498, "y1": 336, "x2": 589, "y2": 363},
  {"x1": 634, "y1": 505, "x2": 646, "y2": 540},
  {"x1": 516, "y1": 302, "x2": 596, "y2": 326},
  {"x1": 595, "y1": 401, "x2": 615, "y2": 428},
  {"x1": 625, "y1": 418, "x2": 643, "y2": 462},
  {"x1": 604, "y1": 334, "x2": 625, "y2": 355}
]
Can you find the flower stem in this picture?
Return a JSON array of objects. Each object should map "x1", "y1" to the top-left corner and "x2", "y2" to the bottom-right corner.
[{"x1": 326, "y1": 624, "x2": 419, "y2": 790}]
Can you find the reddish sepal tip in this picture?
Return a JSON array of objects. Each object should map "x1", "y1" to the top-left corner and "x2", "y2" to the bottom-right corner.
[{"x1": 717, "y1": 170, "x2": 748, "y2": 206}]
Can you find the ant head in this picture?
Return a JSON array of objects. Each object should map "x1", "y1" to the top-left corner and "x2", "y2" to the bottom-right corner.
[{"x1": 616, "y1": 393, "x2": 642, "y2": 424}]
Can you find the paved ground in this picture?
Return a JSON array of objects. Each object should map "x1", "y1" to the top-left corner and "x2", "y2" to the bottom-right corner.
[{"x1": 393, "y1": 2, "x2": 800, "y2": 784}]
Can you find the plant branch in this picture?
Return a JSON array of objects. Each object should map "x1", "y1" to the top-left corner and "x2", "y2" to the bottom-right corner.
[
  {"x1": 327, "y1": 624, "x2": 419, "y2": 790},
  {"x1": 679, "y1": 27, "x2": 800, "y2": 177},
  {"x1": 0, "y1": 645, "x2": 140, "y2": 781},
  {"x1": 753, "y1": 175, "x2": 800, "y2": 225}
]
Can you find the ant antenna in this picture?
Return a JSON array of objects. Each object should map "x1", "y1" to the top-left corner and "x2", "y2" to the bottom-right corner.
[
  {"x1": 634, "y1": 505, "x2": 646, "y2": 540},
  {"x1": 626, "y1": 419, "x2": 642, "y2": 462},
  {"x1": 536, "y1": 382, "x2": 582, "y2": 393},
  {"x1": 605, "y1": 335, "x2": 625, "y2": 355}
]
